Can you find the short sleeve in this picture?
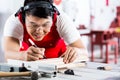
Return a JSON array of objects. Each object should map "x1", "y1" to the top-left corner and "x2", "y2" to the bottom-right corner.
[
  {"x1": 56, "y1": 11, "x2": 81, "y2": 44},
  {"x1": 3, "y1": 14, "x2": 23, "y2": 41}
]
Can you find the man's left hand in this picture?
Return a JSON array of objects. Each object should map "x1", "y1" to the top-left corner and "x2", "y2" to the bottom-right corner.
[{"x1": 60, "y1": 46, "x2": 78, "y2": 64}]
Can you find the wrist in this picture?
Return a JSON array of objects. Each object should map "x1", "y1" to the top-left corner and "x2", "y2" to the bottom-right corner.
[
  {"x1": 75, "y1": 47, "x2": 88, "y2": 56},
  {"x1": 74, "y1": 47, "x2": 89, "y2": 61},
  {"x1": 19, "y1": 51, "x2": 27, "y2": 61}
]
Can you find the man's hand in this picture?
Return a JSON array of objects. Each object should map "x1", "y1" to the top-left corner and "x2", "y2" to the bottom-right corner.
[
  {"x1": 61, "y1": 46, "x2": 78, "y2": 64},
  {"x1": 25, "y1": 46, "x2": 45, "y2": 61}
]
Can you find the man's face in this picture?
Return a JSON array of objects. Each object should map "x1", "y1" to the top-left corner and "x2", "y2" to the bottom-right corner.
[{"x1": 25, "y1": 15, "x2": 53, "y2": 41}]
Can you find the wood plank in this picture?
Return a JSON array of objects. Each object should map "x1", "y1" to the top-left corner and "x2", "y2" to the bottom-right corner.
[{"x1": 7, "y1": 56, "x2": 88, "y2": 71}]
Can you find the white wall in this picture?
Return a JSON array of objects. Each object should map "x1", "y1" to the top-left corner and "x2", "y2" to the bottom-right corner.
[
  {"x1": 0, "y1": 0, "x2": 24, "y2": 62},
  {"x1": 0, "y1": 0, "x2": 24, "y2": 13},
  {"x1": 59, "y1": 0, "x2": 120, "y2": 30},
  {"x1": 91, "y1": 0, "x2": 120, "y2": 30},
  {"x1": 61, "y1": 0, "x2": 90, "y2": 28}
]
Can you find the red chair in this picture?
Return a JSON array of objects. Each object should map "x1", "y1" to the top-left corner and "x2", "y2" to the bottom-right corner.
[{"x1": 90, "y1": 30, "x2": 118, "y2": 64}]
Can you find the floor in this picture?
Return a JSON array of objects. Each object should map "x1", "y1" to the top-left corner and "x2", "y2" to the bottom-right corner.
[{"x1": 89, "y1": 49, "x2": 120, "y2": 66}]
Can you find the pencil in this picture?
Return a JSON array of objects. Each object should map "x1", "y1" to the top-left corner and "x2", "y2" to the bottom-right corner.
[{"x1": 28, "y1": 39, "x2": 46, "y2": 59}]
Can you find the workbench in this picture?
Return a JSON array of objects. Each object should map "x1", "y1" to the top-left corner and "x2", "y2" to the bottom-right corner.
[{"x1": 0, "y1": 62, "x2": 120, "y2": 80}]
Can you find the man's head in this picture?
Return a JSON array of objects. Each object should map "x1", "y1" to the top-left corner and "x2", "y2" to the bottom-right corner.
[
  {"x1": 15, "y1": 0, "x2": 59, "y2": 41},
  {"x1": 25, "y1": 12, "x2": 53, "y2": 41},
  {"x1": 24, "y1": 1, "x2": 54, "y2": 41}
]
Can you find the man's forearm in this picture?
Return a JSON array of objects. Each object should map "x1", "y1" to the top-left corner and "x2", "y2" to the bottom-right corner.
[{"x1": 5, "y1": 51, "x2": 27, "y2": 61}]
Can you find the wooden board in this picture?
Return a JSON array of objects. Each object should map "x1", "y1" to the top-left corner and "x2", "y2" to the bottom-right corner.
[{"x1": 7, "y1": 56, "x2": 88, "y2": 70}]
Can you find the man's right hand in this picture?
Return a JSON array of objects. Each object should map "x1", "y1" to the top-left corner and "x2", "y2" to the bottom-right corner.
[{"x1": 25, "y1": 46, "x2": 45, "y2": 61}]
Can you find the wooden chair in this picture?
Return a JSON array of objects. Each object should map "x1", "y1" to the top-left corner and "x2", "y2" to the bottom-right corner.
[{"x1": 90, "y1": 30, "x2": 118, "y2": 64}]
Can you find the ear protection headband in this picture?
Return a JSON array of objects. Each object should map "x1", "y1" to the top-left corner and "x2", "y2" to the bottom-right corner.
[{"x1": 15, "y1": 1, "x2": 60, "y2": 17}]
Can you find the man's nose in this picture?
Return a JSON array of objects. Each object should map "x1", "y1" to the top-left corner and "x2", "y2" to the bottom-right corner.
[{"x1": 35, "y1": 26, "x2": 43, "y2": 32}]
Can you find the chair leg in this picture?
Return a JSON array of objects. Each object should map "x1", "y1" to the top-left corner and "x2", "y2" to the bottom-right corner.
[
  {"x1": 91, "y1": 45, "x2": 94, "y2": 62},
  {"x1": 100, "y1": 45, "x2": 103, "y2": 59},
  {"x1": 118, "y1": 38, "x2": 120, "y2": 55},
  {"x1": 115, "y1": 44, "x2": 118, "y2": 64},
  {"x1": 106, "y1": 45, "x2": 109, "y2": 63}
]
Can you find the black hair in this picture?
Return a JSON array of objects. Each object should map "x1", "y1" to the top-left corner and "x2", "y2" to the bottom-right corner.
[
  {"x1": 25, "y1": 7, "x2": 53, "y2": 18},
  {"x1": 15, "y1": 0, "x2": 60, "y2": 23}
]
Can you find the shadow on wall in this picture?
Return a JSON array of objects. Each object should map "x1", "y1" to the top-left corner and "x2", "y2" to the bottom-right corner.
[{"x1": 0, "y1": 12, "x2": 12, "y2": 62}]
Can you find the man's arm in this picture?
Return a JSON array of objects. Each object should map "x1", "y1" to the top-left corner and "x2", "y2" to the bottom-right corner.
[
  {"x1": 3, "y1": 37, "x2": 45, "y2": 61},
  {"x1": 3, "y1": 37, "x2": 26, "y2": 60}
]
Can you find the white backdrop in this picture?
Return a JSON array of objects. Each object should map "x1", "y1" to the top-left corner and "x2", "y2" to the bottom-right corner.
[{"x1": 0, "y1": 0, "x2": 24, "y2": 62}]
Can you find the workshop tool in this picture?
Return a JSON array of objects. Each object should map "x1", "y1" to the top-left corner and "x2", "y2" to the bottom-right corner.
[
  {"x1": 1, "y1": 60, "x2": 120, "y2": 80},
  {"x1": 0, "y1": 62, "x2": 57, "y2": 79},
  {"x1": 0, "y1": 71, "x2": 39, "y2": 80},
  {"x1": 97, "y1": 66, "x2": 112, "y2": 70},
  {"x1": 0, "y1": 57, "x2": 87, "y2": 79}
]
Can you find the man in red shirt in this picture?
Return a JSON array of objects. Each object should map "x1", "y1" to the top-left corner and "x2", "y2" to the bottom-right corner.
[{"x1": 3, "y1": 0, "x2": 88, "y2": 63}]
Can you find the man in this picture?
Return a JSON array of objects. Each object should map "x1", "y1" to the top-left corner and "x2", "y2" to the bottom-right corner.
[{"x1": 3, "y1": 0, "x2": 88, "y2": 63}]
